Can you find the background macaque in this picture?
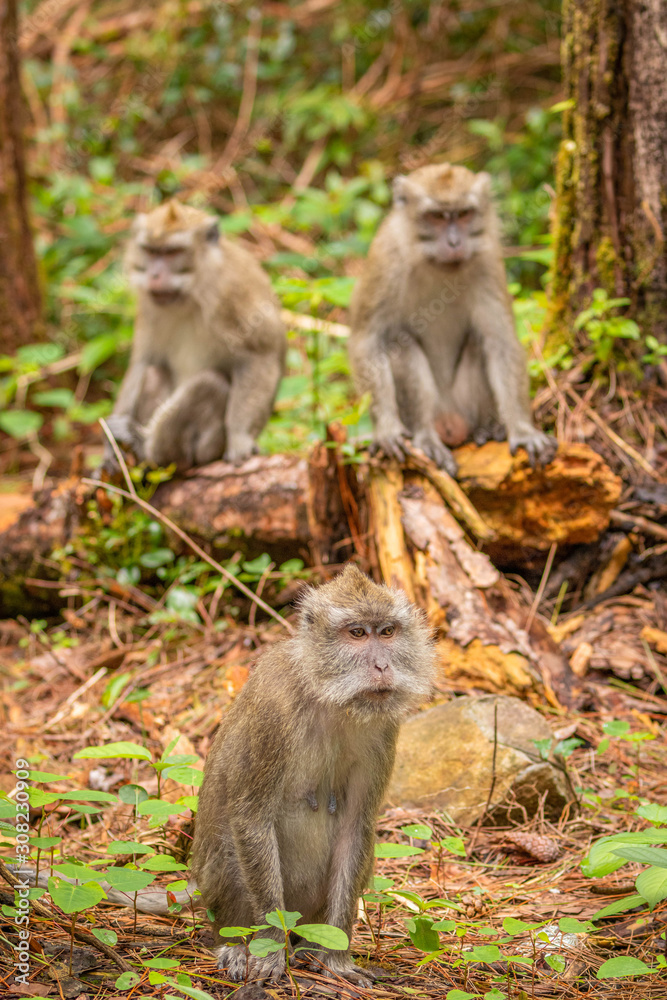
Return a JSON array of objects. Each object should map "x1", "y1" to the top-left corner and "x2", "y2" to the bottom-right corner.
[
  {"x1": 105, "y1": 200, "x2": 286, "y2": 469},
  {"x1": 349, "y1": 163, "x2": 556, "y2": 475},
  {"x1": 191, "y1": 564, "x2": 435, "y2": 985}
]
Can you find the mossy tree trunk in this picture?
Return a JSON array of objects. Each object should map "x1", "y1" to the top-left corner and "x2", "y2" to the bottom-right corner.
[
  {"x1": 549, "y1": 0, "x2": 667, "y2": 339},
  {"x1": 0, "y1": 0, "x2": 42, "y2": 350}
]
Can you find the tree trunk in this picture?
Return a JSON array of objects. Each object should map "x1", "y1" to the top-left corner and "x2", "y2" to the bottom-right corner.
[
  {"x1": 0, "y1": 0, "x2": 42, "y2": 349},
  {"x1": 549, "y1": 0, "x2": 667, "y2": 339}
]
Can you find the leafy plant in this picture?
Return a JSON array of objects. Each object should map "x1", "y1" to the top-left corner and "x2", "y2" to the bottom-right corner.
[{"x1": 574, "y1": 289, "x2": 641, "y2": 368}]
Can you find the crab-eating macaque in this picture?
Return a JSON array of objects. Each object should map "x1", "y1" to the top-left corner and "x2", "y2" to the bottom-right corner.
[
  {"x1": 348, "y1": 163, "x2": 557, "y2": 476},
  {"x1": 104, "y1": 200, "x2": 286, "y2": 470},
  {"x1": 190, "y1": 564, "x2": 435, "y2": 986}
]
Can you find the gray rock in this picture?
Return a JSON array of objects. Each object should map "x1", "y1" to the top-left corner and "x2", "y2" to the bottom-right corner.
[{"x1": 388, "y1": 695, "x2": 572, "y2": 824}]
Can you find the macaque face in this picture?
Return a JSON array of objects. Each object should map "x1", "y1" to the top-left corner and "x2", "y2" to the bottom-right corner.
[
  {"x1": 416, "y1": 204, "x2": 484, "y2": 265},
  {"x1": 130, "y1": 236, "x2": 197, "y2": 304},
  {"x1": 127, "y1": 209, "x2": 220, "y2": 305}
]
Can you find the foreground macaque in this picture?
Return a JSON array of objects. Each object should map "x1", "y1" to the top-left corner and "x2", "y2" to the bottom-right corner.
[
  {"x1": 349, "y1": 163, "x2": 556, "y2": 475},
  {"x1": 105, "y1": 200, "x2": 286, "y2": 469},
  {"x1": 191, "y1": 564, "x2": 435, "y2": 985}
]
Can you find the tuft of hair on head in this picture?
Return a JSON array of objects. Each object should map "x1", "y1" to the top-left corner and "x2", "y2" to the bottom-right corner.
[
  {"x1": 297, "y1": 563, "x2": 424, "y2": 636},
  {"x1": 394, "y1": 162, "x2": 492, "y2": 213},
  {"x1": 136, "y1": 200, "x2": 219, "y2": 244}
]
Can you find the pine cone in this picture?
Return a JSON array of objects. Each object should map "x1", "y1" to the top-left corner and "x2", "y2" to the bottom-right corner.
[{"x1": 505, "y1": 831, "x2": 560, "y2": 862}]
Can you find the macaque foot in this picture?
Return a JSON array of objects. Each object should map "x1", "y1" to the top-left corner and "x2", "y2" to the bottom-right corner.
[
  {"x1": 472, "y1": 422, "x2": 506, "y2": 446},
  {"x1": 224, "y1": 436, "x2": 259, "y2": 464},
  {"x1": 370, "y1": 420, "x2": 411, "y2": 463},
  {"x1": 320, "y1": 956, "x2": 376, "y2": 989},
  {"x1": 216, "y1": 944, "x2": 251, "y2": 979},
  {"x1": 508, "y1": 427, "x2": 557, "y2": 469},
  {"x1": 217, "y1": 944, "x2": 286, "y2": 983},
  {"x1": 411, "y1": 429, "x2": 458, "y2": 476}
]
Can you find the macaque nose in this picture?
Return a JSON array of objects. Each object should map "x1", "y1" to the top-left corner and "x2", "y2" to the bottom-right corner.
[
  {"x1": 374, "y1": 663, "x2": 388, "y2": 677},
  {"x1": 447, "y1": 224, "x2": 461, "y2": 248}
]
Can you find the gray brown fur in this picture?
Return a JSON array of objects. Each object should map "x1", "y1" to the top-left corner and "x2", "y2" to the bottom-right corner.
[
  {"x1": 190, "y1": 564, "x2": 435, "y2": 986},
  {"x1": 105, "y1": 200, "x2": 286, "y2": 470},
  {"x1": 348, "y1": 162, "x2": 556, "y2": 475}
]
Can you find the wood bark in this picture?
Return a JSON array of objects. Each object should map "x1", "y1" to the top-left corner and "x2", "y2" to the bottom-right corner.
[
  {"x1": 549, "y1": 0, "x2": 667, "y2": 339},
  {"x1": 0, "y1": 0, "x2": 42, "y2": 350}
]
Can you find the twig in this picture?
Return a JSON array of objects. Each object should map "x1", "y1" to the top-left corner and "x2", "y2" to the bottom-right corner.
[
  {"x1": 216, "y1": 8, "x2": 262, "y2": 171},
  {"x1": 403, "y1": 444, "x2": 495, "y2": 542},
  {"x1": 41, "y1": 666, "x2": 108, "y2": 731},
  {"x1": 610, "y1": 509, "x2": 667, "y2": 542},
  {"x1": 81, "y1": 478, "x2": 294, "y2": 633},
  {"x1": 565, "y1": 386, "x2": 661, "y2": 481},
  {"x1": 281, "y1": 308, "x2": 349, "y2": 339},
  {"x1": 0, "y1": 858, "x2": 132, "y2": 972},
  {"x1": 525, "y1": 541, "x2": 557, "y2": 632},
  {"x1": 99, "y1": 417, "x2": 138, "y2": 498}
]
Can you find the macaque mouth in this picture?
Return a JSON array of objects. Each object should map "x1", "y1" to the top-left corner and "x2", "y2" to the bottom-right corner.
[{"x1": 149, "y1": 290, "x2": 183, "y2": 305}]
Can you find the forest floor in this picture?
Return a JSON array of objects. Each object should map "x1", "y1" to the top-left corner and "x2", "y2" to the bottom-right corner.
[{"x1": 2, "y1": 381, "x2": 667, "y2": 999}]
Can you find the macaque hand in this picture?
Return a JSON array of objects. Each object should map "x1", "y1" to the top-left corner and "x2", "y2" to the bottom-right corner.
[
  {"x1": 411, "y1": 427, "x2": 458, "y2": 477},
  {"x1": 370, "y1": 418, "x2": 411, "y2": 462},
  {"x1": 508, "y1": 426, "x2": 557, "y2": 469}
]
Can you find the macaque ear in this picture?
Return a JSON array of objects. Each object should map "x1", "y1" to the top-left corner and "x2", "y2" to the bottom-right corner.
[
  {"x1": 131, "y1": 213, "x2": 148, "y2": 235},
  {"x1": 392, "y1": 175, "x2": 412, "y2": 207},
  {"x1": 471, "y1": 171, "x2": 492, "y2": 202},
  {"x1": 201, "y1": 220, "x2": 220, "y2": 244}
]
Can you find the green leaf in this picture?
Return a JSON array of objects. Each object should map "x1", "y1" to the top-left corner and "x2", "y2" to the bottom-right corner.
[
  {"x1": 612, "y1": 845, "x2": 667, "y2": 868},
  {"x1": 558, "y1": 917, "x2": 595, "y2": 933},
  {"x1": 636, "y1": 803, "x2": 667, "y2": 825},
  {"x1": 115, "y1": 971, "x2": 141, "y2": 990},
  {"x1": 48, "y1": 877, "x2": 106, "y2": 913},
  {"x1": 53, "y1": 863, "x2": 101, "y2": 881},
  {"x1": 107, "y1": 841, "x2": 153, "y2": 855},
  {"x1": 432, "y1": 918, "x2": 457, "y2": 932},
  {"x1": 79, "y1": 334, "x2": 120, "y2": 374},
  {"x1": 139, "y1": 855, "x2": 187, "y2": 872},
  {"x1": 248, "y1": 937, "x2": 284, "y2": 956},
  {"x1": 25, "y1": 770, "x2": 72, "y2": 783},
  {"x1": 139, "y1": 548, "x2": 175, "y2": 568},
  {"x1": 143, "y1": 958, "x2": 180, "y2": 969},
  {"x1": 102, "y1": 868, "x2": 157, "y2": 892},
  {"x1": 136, "y1": 800, "x2": 184, "y2": 820},
  {"x1": 463, "y1": 944, "x2": 502, "y2": 963},
  {"x1": 297, "y1": 923, "x2": 349, "y2": 950},
  {"x1": 161, "y1": 765, "x2": 203, "y2": 786},
  {"x1": 30, "y1": 836, "x2": 62, "y2": 849},
  {"x1": 439, "y1": 836, "x2": 466, "y2": 856},
  {"x1": 603, "y1": 720, "x2": 630, "y2": 737},
  {"x1": 502, "y1": 917, "x2": 545, "y2": 935},
  {"x1": 92, "y1": 927, "x2": 118, "y2": 945},
  {"x1": 635, "y1": 866, "x2": 667, "y2": 909},
  {"x1": 266, "y1": 909, "x2": 301, "y2": 931},
  {"x1": 592, "y1": 894, "x2": 646, "y2": 919},
  {"x1": 401, "y1": 824, "x2": 432, "y2": 840},
  {"x1": 407, "y1": 916, "x2": 440, "y2": 953},
  {"x1": 446, "y1": 991, "x2": 478, "y2": 1000},
  {"x1": 74, "y1": 742, "x2": 152, "y2": 761},
  {"x1": 597, "y1": 956, "x2": 652, "y2": 978},
  {"x1": 0, "y1": 410, "x2": 43, "y2": 439},
  {"x1": 374, "y1": 843, "x2": 423, "y2": 858},
  {"x1": 57, "y1": 789, "x2": 117, "y2": 803},
  {"x1": 218, "y1": 925, "x2": 263, "y2": 937},
  {"x1": 118, "y1": 784, "x2": 149, "y2": 806},
  {"x1": 546, "y1": 954, "x2": 566, "y2": 973},
  {"x1": 32, "y1": 388, "x2": 75, "y2": 408},
  {"x1": 17, "y1": 343, "x2": 64, "y2": 366}
]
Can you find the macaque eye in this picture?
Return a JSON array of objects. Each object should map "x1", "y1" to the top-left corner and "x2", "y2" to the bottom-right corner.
[
  {"x1": 423, "y1": 210, "x2": 445, "y2": 224},
  {"x1": 349, "y1": 626, "x2": 366, "y2": 639},
  {"x1": 379, "y1": 625, "x2": 395, "y2": 637},
  {"x1": 457, "y1": 210, "x2": 475, "y2": 223}
]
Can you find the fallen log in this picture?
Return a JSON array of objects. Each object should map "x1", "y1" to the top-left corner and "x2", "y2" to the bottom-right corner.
[{"x1": 0, "y1": 441, "x2": 619, "y2": 640}]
